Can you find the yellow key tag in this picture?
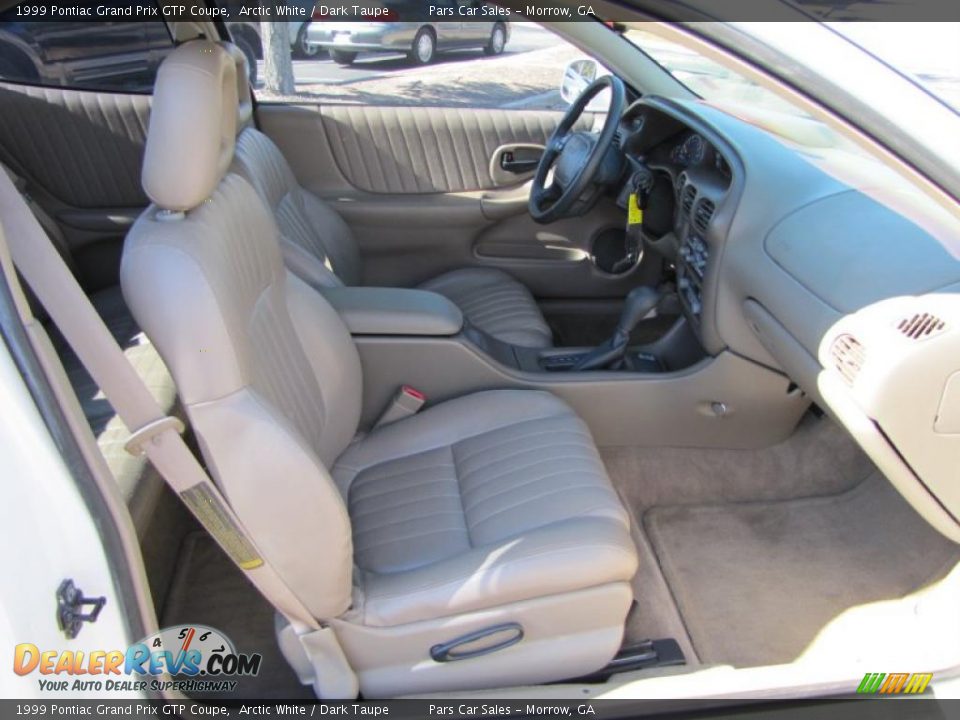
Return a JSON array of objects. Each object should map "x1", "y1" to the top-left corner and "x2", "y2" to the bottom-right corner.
[{"x1": 627, "y1": 193, "x2": 643, "y2": 226}]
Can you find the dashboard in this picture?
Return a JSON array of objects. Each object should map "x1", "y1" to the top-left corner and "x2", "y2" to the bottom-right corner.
[
  {"x1": 615, "y1": 99, "x2": 737, "y2": 342},
  {"x1": 610, "y1": 96, "x2": 960, "y2": 543}
]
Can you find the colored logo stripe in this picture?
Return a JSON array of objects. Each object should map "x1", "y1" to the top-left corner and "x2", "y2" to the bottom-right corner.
[{"x1": 857, "y1": 672, "x2": 933, "y2": 694}]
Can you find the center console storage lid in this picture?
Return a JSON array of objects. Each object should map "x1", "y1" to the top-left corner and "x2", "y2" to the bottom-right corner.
[{"x1": 321, "y1": 286, "x2": 463, "y2": 337}]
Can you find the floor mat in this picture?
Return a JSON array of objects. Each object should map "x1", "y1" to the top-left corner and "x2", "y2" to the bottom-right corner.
[
  {"x1": 644, "y1": 473, "x2": 960, "y2": 667},
  {"x1": 161, "y1": 532, "x2": 313, "y2": 700},
  {"x1": 602, "y1": 414, "x2": 875, "y2": 515}
]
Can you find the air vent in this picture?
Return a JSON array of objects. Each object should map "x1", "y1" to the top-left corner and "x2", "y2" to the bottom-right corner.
[
  {"x1": 897, "y1": 312, "x2": 946, "y2": 341},
  {"x1": 831, "y1": 334, "x2": 865, "y2": 385},
  {"x1": 693, "y1": 199, "x2": 715, "y2": 233},
  {"x1": 613, "y1": 130, "x2": 623, "y2": 147},
  {"x1": 681, "y1": 185, "x2": 696, "y2": 216}
]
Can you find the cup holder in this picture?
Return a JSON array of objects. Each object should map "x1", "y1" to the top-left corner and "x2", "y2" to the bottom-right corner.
[{"x1": 591, "y1": 227, "x2": 638, "y2": 276}]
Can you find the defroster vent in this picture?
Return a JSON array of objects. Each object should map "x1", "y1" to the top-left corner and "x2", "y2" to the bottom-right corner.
[
  {"x1": 897, "y1": 312, "x2": 946, "y2": 341},
  {"x1": 831, "y1": 334, "x2": 865, "y2": 385}
]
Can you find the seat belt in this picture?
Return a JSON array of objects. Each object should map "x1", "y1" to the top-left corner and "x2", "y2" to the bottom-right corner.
[{"x1": 0, "y1": 171, "x2": 328, "y2": 629}]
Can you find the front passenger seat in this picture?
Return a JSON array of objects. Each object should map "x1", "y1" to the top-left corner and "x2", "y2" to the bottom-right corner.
[
  {"x1": 122, "y1": 41, "x2": 637, "y2": 698},
  {"x1": 221, "y1": 43, "x2": 554, "y2": 349}
]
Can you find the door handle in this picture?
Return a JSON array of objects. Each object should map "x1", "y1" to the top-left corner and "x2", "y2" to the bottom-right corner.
[
  {"x1": 490, "y1": 143, "x2": 545, "y2": 186},
  {"x1": 500, "y1": 151, "x2": 540, "y2": 174}
]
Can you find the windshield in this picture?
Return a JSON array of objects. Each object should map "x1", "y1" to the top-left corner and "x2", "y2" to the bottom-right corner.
[
  {"x1": 827, "y1": 23, "x2": 960, "y2": 113},
  {"x1": 625, "y1": 23, "x2": 960, "y2": 115},
  {"x1": 623, "y1": 27, "x2": 810, "y2": 116}
]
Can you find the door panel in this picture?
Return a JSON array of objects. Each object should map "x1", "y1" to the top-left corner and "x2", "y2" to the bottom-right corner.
[
  {"x1": 0, "y1": 82, "x2": 151, "y2": 208},
  {"x1": 0, "y1": 81, "x2": 151, "y2": 291},
  {"x1": 315, "y1": 104, "x2": 575, "y2": 194},
  {"x1": 258, "y1": 103, "x2": 650, "y2": 299}
]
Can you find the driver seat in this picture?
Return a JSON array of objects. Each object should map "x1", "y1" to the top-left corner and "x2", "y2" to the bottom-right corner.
[{"x1": 221, "y1": 44, "x2": 554, "y2": 348}]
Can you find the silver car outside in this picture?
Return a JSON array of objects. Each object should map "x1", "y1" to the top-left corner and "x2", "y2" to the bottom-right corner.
[{"x1": 305, "y1": 21, "x2": 509, "y2": 64}]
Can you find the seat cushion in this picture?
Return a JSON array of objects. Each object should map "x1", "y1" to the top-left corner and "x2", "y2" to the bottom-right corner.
[
  {"x1": 48, "y1": 286, "x2": 178, "y2": 531},
  {"x1": 419, "y1": 268, "x2": 553, "y2": 348},
  {"x1": 333, "y1": 390, "x2": 637, "y2": 626}
]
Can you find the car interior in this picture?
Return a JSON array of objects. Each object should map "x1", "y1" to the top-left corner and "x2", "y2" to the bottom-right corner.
[{"x1": 2, "y1": 7, "x2": 960, "y2": 701}]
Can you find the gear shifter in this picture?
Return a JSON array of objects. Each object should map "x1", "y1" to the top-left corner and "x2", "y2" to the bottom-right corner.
[{"x1": 572, "y1": 286, "x2": 660, "y2": 371}]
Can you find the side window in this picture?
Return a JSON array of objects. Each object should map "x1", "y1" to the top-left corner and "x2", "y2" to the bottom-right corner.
[
  {"x1": 239, "y1": 19, "x2": 586, "y2": 111},
  {"x1": 0, "y1": 16, "x2": 173, "y2": 93}
]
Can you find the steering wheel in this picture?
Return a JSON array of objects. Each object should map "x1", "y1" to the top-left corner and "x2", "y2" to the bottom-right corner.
[{"x1": 529, "y1": 75, "x2": 626, "y2": 224}]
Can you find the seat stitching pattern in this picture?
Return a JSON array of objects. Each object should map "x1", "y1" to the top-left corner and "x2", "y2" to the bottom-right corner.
[
  {"x1": 450, "y1": 443, "x2": 472, "y2": 548},
  {"x1": 461, "y1": 459, "x2": 604, "y2": 512},
  {"x1": 457, "y1": 439, "x2": 596, "y2": 483},
  {"x1": 348, "y1": 491, "x2": 462, "y2": 521},
  {"x1": 353, "y1": 526, "x2": 471, "y2": 553},
  {"x1": 346, "y1": 402, "x2": 624, "y2": 574},
  {"x1": 349, "y1": 447, "x2": 469, "y2": 569},
  {"x1": 350, "y1": 465, "x2": 456, "y2": 501},
  {"x1": 353, "y1": 511, "x2": 466, "y2": 539},
  {"x1": 454, "y1": 422, "x2": 583, "y2": 466},
  {"x1": 467, "y1": 484, "x2": 616, "y2": 533},
  {"x1": 365, "y1": 542, "x2": 636, "y2": 601},
  {"x1": 421, "y1": 271, "x2": 552, "y2": 344}
]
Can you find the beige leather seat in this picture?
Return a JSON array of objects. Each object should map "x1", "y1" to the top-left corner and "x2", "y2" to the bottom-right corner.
[
  {"x1": 122, "y1": 42, "x2": 636, "y2": 697},
  {"x1": 222, "y1": 45, "x2": 553, "y2": 349}
]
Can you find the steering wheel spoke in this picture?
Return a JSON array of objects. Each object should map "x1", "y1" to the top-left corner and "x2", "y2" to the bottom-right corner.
[
  {"x1": 528, "y1": 75, "x2": 625, "y2": 224},
  {"x1": 530, "y1": 176, "x2": 561, "y2": 212}
]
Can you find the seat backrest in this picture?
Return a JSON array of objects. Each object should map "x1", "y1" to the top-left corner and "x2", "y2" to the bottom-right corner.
[
  {"x1": 222, "y1": 44, "x2": 363, "y2": 290},
  {"x1": 122, "y1": 41, "x2": 359, "y2": 620}
]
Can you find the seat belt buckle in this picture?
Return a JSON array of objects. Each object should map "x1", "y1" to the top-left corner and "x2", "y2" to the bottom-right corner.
[
  {"x1": 124, "y1": 416, "x2": 185, "y2": 457},
  {"x1": 373, "y1": 385, "x2": 425, "y2": 429}
]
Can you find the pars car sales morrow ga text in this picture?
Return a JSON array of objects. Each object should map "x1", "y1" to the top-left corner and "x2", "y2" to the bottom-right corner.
[{"x1": 429, "y1": 4, "x2": 596, "y2": 16}]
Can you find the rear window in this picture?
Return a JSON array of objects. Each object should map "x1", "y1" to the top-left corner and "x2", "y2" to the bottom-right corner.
[{"x1": 0, "y1": 12, "x2": 173, "y2": 93}]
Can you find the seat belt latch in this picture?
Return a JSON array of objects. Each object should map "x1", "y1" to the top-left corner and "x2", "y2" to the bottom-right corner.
[
  {"x1": 373, "y1": 385, "x2": 426, "y2": 429},
  {"x1": 124, "y1": 416, "x2": 185, "y2": 457}
]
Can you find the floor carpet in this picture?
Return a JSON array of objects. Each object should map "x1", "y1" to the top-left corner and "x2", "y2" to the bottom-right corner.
[{"x1": 643, "y1": 473, "x2": 960, "y2": 666}]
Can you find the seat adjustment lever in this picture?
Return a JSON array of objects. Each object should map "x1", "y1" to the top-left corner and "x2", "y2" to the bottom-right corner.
[{"x1": 430, "y1": 622, "x2": 524, "y2": 663}]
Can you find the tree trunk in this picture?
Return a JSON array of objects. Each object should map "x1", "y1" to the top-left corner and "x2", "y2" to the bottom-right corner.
[{"x1": 261, "y1": 21, "x2": 294, "y2": 96}]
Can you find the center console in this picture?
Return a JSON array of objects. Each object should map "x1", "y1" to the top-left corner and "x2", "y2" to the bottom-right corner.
[
  {"x1": 676, "y1": 231, "x2": 708, "y2": 320},
  {"x1": 328, "y1": 284, "x2": 805, "y2": 450}
]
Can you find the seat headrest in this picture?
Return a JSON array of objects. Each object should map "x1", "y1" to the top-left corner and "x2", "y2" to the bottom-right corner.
[
  {"x1": 142, "y1": 41, "x2": 237, "y2": 212},
  {"x1": 219, "y1": 42, "x2": 254, "y2": 131}
]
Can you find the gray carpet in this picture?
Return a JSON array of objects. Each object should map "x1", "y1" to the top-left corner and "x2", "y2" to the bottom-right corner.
[
  {"x1": 620, "y1": 510, "x2": 701, "y2": 664},
  {"x1": 603, "y1": 415, "x2": 960, "y2": 668},
  {"x1": 602, "y1": 413, "x2": 875, "y2": 515},
  {"x1": 643, "y1": 473, "x2": 960, "y2": 667},
  {"x1": 161, "y1": 531, "x2": 313, "y2": 700}
]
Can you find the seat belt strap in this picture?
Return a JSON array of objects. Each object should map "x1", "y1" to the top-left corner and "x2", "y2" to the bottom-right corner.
[{"x1": 0, "y1": 170, "x2": 322, "y2": 632}]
